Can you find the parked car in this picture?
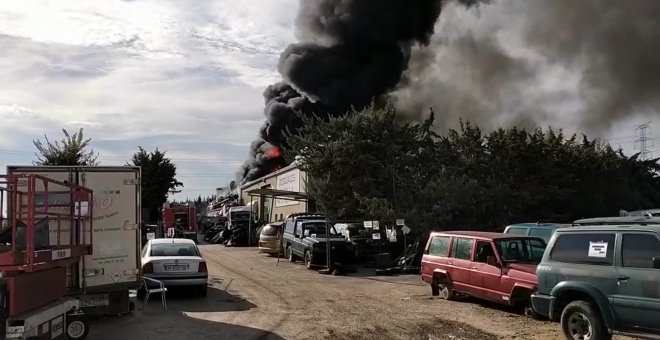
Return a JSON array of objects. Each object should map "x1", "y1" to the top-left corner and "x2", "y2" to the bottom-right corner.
[
  {"x1": 258, "y1": 222, "x2": 284, "y2": 255},
  {"x1": 421, "y1": 231, "x2": 546, "y2": 315},
  {"x1": 531, "y1": 225, "x2": 660, "y2": 340},
  {"x1": 503, "y1": 223, "x2": 571, "y2": 243},
  {"x1": 282, "y1": 213, "x2": 352, "y2": 269},
  {"x1": 140, "y1": 238, "x2": 209, "y2": 296}
]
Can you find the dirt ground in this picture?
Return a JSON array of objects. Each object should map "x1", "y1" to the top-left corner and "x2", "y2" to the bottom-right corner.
[{"x1": 88, "y1": 245, "x2": 635, "y2": 340}]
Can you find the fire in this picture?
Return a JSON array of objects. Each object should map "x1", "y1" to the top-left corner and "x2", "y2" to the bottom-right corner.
[{"x1": 265, "y1": 147, "x2": 282, "y2": 159}]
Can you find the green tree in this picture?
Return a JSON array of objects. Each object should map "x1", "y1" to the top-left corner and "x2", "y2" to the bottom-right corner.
[
  {"x1": 285, "y1": 101, "x2": 444, "y2": 229},
  {"x1": 33, "y1": 128, "x2": 99, "y2": 165},
  {"x1": 285, "y1": 101, "x2": 660, "y2": 234},
  {"x1": 128, "y1": 147, "x2": 183, "y2": 222}
]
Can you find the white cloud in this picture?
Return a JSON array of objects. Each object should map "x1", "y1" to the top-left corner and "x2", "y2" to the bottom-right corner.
[{"x1": 0, "y1": 0, "x2": 298, "y2": 201}]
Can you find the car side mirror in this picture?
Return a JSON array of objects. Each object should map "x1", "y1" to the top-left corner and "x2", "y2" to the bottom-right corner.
[
  {"x1": 487, "y1": 256, "x2": 499, "y2": 267},
  {"x1": 653, "y1": 257, "x2": 660, "y2": 269}
]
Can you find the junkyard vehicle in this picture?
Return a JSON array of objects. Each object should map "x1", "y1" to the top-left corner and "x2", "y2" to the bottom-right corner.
[
  {"x1": 7, "y1": 166, "x2": 142, "y2": 316},
  {"x1": 226, "y1": 206, "x2": 253, "y2": 246},
  {"x1": 258, "y1": 222, "x2": 284, "y2": 255},
  {"x1": 503, "y1": 222, "x2": 571, "y2": 243},
  {"x1": 282, "y1": 213, "x2": 352, "y2": 269},
  {"x1": 140, "y1": 238, "x2": 208, "y2": 297},
  {"x1": 421, "y1": 231, "x2": 546, "y2": 314},
  {"x1": 204, "y1": 224, "x2": 224, "y2": 242},
  {"x1": 334, "y1": 223, "x2": 371, "y2": 260},
  {"x1": 531, "y1": 225, "x2": 660, "y2": 340},
  {"x1": 0, "y1": 173, "x2": 93, "y2": 339},
  {"x1": 162, "y1": 204, "x2": 198, "y2": 242}
]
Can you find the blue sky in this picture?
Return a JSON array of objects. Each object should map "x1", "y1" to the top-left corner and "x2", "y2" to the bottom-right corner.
[{"x1": 0, "y1": 0, "x2": 657, "y2": 202}]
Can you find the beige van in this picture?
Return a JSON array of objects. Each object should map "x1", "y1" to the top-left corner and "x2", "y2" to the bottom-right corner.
[{"x1": 258, "y1": 222, "x2": 284, "y2": 255}]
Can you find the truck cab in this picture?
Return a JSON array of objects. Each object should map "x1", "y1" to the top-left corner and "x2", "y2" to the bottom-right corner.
[{"x1": 282, "y1": 213, "x2": 352, "y2": 269}]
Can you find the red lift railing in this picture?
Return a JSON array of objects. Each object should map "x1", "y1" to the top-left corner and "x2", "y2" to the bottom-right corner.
[{"x1": 0, "y1": 174, "x2": 93, "y2": 273}]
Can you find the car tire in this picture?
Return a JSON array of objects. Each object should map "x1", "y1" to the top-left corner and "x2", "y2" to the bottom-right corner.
[
  {"x1": 287, "y1": 246, "x2": 295, "y2": 262},
  {"x1": 438, "y1": 282, "x2": 455, "y2": 301},
  {"x1": 560, "y1": 300, "x2": 610, "y2": 340},
  {"x1": 66, "y1": 315, "x2": 90, "y2": 340},
  {"x1": 431, "y1": 282, "x2": 440, "y2": 296},
  {"x1": 304, "y1": 251, "x2": 313, "y2": 269}
]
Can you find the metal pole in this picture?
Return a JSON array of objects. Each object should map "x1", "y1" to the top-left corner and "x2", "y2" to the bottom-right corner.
[
  {"x1": 403, "y1": 229, "x2": 407, "y2": 270},
  {"x1": 248, "y1": 195, "x2": 253, "y2": 246},
  {"x1": 326, "y1": 220, "x2": 331, "y2": 271}
]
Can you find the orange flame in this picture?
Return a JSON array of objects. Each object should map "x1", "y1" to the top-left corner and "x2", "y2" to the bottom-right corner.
[{"x1": 265, "y1": 147, "x2": 282, "y2": 159}]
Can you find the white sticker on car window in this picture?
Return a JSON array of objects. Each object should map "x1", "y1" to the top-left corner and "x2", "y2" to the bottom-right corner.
[{"x1": 588, "y1": 241, "x2": 608, "y2": 257}]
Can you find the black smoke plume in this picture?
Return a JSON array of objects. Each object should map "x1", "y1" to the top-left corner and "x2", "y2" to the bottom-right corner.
[
  {"x1": 395, "y1": 0, "x2": 660, "y2": 135},
  {"x1": 238, "y1": 0, "x2": 480, "y2": 184}
]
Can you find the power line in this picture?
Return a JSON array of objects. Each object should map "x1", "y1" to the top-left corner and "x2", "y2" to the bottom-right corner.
[
  {"x1": 0, "y1": 149, "x2": 244, "y2": 163},
  {"x1": 634, "y1": 122, "x2": 654, "y2": 160}
]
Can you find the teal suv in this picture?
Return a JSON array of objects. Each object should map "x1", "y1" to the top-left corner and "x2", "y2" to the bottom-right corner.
[{"x1": 531, "y1": 225, "x2": 660, "y2": 340}]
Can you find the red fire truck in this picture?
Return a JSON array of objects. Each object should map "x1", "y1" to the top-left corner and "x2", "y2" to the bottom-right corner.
[
  {"x1": 0, "y1": 173, "x2": 93, "y2": 339},
  {"x1": 161, "y1": 204, "x2": 198, "y2": 242}
]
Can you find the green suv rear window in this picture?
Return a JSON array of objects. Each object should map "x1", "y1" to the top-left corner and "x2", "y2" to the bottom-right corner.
[{"x1": 550, "y1": 233, "x2": 615, "y2": 265}]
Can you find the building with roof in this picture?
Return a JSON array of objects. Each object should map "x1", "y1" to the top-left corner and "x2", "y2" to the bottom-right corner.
[{"x1": 239, "y1": 161, "x2": 311, "y2": 223}]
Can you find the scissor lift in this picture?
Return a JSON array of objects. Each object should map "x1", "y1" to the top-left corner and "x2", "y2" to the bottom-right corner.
[{"x1": 0, "y1": 173, "x2": 93, "y2": 340}]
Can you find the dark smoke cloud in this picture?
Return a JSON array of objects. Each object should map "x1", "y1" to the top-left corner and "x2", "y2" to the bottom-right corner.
[
  {"x1": 238, "y1": 0, "x2": 479, "y2": 184},
  {"x1": 395, "y1": 0, "x2": 660, "y2": 135}
]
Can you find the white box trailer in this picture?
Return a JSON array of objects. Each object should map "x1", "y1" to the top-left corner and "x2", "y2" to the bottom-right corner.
[{"x1": 6, "y1": 166, "x2": 141, "y2": 315}]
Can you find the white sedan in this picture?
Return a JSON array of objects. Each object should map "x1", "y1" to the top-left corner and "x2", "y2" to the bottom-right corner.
[{"x1": 140, "y1": 238, "x2": 208, "y2": 296}]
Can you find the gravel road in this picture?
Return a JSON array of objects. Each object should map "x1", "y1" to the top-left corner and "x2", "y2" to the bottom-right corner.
[{"x1": 87, "y1": 244, "x2": 634, "y2": 340}]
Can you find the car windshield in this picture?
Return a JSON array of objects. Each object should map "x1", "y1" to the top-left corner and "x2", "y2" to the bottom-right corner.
[
  {"x1": 150, "y1": 243, "x2": 200, "y2": 257},
  {"x1": 302, "y1": 222, "x2": 337, "y2": 236},
  {"x1": 261, "y1": 225, "x2": 280, "y2": 236},
  {"x1": 495, "y1": 238, "x2": 546, "y2": 263}
]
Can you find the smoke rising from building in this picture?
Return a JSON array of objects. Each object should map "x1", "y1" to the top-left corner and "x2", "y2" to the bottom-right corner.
[
  {"x1": 395, "y1": 0, "x2": 660, "y2": 134},
  {"x1": 238, "y1": 0, "x2": 480, "y2": 184},
  {"x1": 238, "y1": 0, "x2": 660, "y2": 185}
]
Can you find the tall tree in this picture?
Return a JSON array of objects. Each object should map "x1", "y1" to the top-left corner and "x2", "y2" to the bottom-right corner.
[
  {"x1": 285, "y1": 101, "x2": 444, "y2": 228},
  {"x1": 129, "y1": 147, "x2": 183, "y2": 222},
  {"x1": 33, "y1": 128, "x2": 99, "y2": 165}
]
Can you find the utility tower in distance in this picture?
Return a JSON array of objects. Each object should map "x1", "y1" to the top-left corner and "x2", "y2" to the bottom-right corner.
[{"x1": 634, "y1": 121, "x2": 653, "y2": 160}]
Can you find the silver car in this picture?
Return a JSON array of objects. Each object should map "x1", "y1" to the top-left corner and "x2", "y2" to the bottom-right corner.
[{"x1": 140, "y1": 238, "x2": 208, "y2": 296}]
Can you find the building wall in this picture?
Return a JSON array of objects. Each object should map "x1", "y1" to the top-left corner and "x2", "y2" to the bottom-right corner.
[{"x1": 240, "y1": 164, "x2": 308, "y2": 223}]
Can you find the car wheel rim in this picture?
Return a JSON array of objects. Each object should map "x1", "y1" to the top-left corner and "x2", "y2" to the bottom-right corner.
[
  {"x1": 67, "y1": 320, "x2": 85, "y2": 338},
  {"x1": 568, "y1": 312, "x2": 592, "y2": 340},
  {"x1": 440, "y1": 285, "x2": 449, "y2": 299}
]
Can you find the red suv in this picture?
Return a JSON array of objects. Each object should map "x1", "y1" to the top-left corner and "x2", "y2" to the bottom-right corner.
[{"x1": 421, "y1": 231, "x2": 546, "y2": 315}]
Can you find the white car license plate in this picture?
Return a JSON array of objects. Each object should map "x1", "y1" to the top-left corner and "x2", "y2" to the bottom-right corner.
[{"x1": 164, "y1": 264, "x2": 188, "y2": 271}]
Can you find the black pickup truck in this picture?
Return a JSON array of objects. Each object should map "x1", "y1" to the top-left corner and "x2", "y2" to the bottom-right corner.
[{"x1": 282, "y1": 213, "x2": 353, "y2": 269}]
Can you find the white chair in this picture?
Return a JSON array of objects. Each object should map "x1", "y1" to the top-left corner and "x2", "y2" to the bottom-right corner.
[{"x1": 142, "y1": 277, "x2": 167, "y2": 310}]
